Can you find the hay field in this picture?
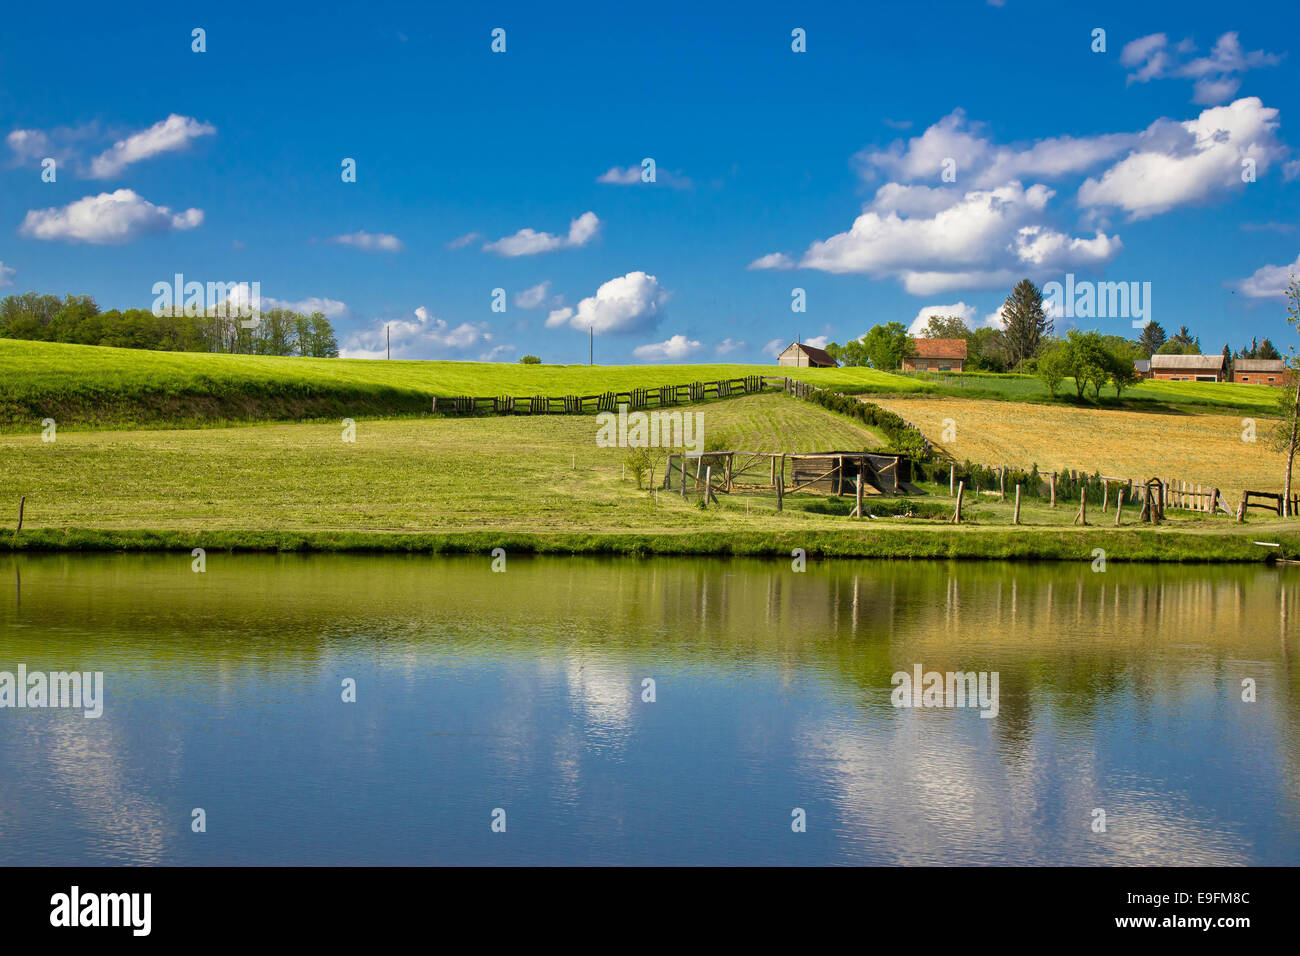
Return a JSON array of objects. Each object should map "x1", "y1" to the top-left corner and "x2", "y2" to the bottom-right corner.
[{"x1": 873, "y1": 394, "x2": 1286, "y2": 499}]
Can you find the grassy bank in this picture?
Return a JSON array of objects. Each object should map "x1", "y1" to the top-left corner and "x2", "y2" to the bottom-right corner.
[{"x1": 8, "y1": 525, "x2": 1299, "y2": 562}]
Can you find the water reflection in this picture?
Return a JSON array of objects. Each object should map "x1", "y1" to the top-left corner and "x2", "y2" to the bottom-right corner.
[{"x1": 0, "y1": 553, "x2": 1295, "y2": 865}]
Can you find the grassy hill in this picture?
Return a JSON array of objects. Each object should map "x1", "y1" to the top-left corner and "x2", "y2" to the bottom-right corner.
[
  {"x1": 0, "y1": 339, "x2": 920, "y2": 428},
  {"x1": 2, "y1": 338, "x2": 1285, "y2": 430}
]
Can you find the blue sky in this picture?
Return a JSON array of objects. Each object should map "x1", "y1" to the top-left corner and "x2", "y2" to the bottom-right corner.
[{"x1": 2, "y1": 0, "x2": 1299, "y2": 363}]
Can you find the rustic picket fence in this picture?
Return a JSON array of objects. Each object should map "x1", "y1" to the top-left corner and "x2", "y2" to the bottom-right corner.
[{"x1": 432, "y1": 375, "x2": 781, "y2": 415}]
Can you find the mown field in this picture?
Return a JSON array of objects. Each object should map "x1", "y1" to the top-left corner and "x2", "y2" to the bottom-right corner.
[
  {"x1": 2, "y1": 391, "x2": 1294, "y2": 561},
  {"x1": 873, "y1": 394, "x2": 1285, "y2": 501},
  {"x1": 1, "y1": 338, "x2": 1285, "y2": 429}
]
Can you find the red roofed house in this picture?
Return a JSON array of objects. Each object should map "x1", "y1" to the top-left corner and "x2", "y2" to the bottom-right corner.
[{"x1": 902, "y1": 338, "x2": 967, "y2": 372}]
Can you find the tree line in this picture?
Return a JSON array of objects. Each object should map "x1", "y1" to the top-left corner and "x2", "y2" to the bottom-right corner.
[{"x1": 0, "y1": 291, "x2": 340, "y2": 357}]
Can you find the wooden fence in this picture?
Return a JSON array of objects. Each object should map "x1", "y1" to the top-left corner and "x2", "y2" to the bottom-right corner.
[{"x1": 433, "y1": 374, "x2": 783, "y2": 415}]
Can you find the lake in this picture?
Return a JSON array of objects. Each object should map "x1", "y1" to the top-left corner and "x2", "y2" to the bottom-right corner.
[{"x1": 0, "y1": 553, "x2": 1296, "y2": 865}]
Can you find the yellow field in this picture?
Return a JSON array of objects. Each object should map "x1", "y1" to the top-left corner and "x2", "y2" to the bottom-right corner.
[{"x1": 873, "y1": 395, "x2": 1286, "y2": 500}]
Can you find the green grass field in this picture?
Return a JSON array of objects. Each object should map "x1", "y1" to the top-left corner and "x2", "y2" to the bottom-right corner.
[
  {"x1": 2, "y1": 338, "x2": 1285, "y2": 430},
  {"x1": 3, "y1": 391, "x2": 1294, "y2": 560}
]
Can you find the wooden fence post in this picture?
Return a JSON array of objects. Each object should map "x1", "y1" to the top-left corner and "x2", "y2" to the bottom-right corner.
[
  {"x1": 999, "y1": 467, "x2": 1006, "y2": 502},
  {"x1": 1102, "y1": 480, "x2": 1109, "y2": 512},
  {"x1": 949, "y1": 464, "x2": 955, "y2": 497},
  {"x1": 776, "y1": 474, "x2": 784, "y2": 512},
  {"x1": 703, "y1": 466, "x2": 712, "y2": 508},
  {"x1": 15, "y1": 496, "x2": 24, "y2": 534},
  {"x1": 1074, "y1": 487, "x2": 1087, "y2": 526},
  {"x1": 1049, "y1": 472, "x2": 1057, "y2": 508},
  {"x1": 1012, "y1": 485, "x2": 1021, "y2": 525},
  {"x1": 1115, "y1": 488, "x2": 1125, "y2": 526},
  {"x1": 855, "y1": 474, "x2": 863, "y2": 519},
  {"x1": 951, "y1": 481, "x2": 964, "y2": 524}
]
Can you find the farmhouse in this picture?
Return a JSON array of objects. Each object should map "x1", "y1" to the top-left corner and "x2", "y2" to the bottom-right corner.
[
  {"x1": 902, "y1": 338, "x2": 967, "y2": 372},
  {"x1": 1149, "y1": 353, "x2": 1225, "y2": 382},
  {"x1": 777, "y1": 341, "x2": 837, "y2": 368},
  {"x1": 1232, "y1": 358, "x2": 1290, "y2": 385}
]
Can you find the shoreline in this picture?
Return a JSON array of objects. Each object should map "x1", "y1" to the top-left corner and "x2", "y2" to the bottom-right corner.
[{"x1": 6, "y1": 526, "x2": 1297, "y2": 562}]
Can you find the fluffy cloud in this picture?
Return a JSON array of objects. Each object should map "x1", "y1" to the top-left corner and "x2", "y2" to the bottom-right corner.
[
  {"x1": 328, "y1": 231, "x2": 404, "y2": 252},
  {"x1": 445, "y1": 232, "x2": 482, "y2": 249},
  {"x1": 715, "y1": 337, "x2": 746, "y2": 355},
  {"x1": 1232, "y1": 252, "x2": 1300, "y2": 298},
  {"x1": 596, "y1": 163, "x2": 692, "y2": 188},
  {"x1": 6, "y1": 129, "x2": 52, "y2": 164},
  {"x1": 341, "y1": 305, "x2": 492, "y2": 359},
  {"x1": 907, "y1": 302, "x2": 978, "y2": 335},
  {"x1": 215, "y1": 283, "x2": 350, "y2": 319},
  {"x1": 762, "y1": 338, "x2": 787, "y2": 357},
  {"x1": 1121, "y1": 32, "x2": 1283, "y2": 105},
  {"x1": 0, "y1": 261, "x2": 14, "y2": 286},
  {"x1": 632, "y1": 334, "x2": 702, "y2": 361},
  {"x1": 856, "y1": 109, "x2": 1137, "y2": 190},
  {"x1": 545, "y1": 271, "x2": 668, "y2": 334},
  {"x1": 514, "y1": 281, "x2": 552, "y2": 309},
  {"x1": 88, "y1": 114, "x2": 215, "y2": 178},
  {"x1": 19, "y1": 190, "x2": 203, "y2": 244},
  {"x1": 788, "y1": 181, "x2": 1119, "y2": 294},
  {"x1": 747, "y1": 252, "x2": 796, "y2": 270},
  {"x1": 483, "y1": 211, "x2": 601, "y2": 256},
  {"x1": 1078, "y1": 98, "x2": 1284, "y2": 220}
]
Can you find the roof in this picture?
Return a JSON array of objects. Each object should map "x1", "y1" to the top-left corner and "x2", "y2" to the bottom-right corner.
[
  {"x1": 1233, "y1": 358, "x2": 1287, "y2": 371},
  {"x1": 1134, "y1": 359, "x2": 1150, "y2": 372},
  {"x1": 1150, "y1": 353, "x2": 1225, "y2": 370},
  {"x1": 910, "y1": 337, "x2": 968, "y2": 359},
  {"x1": 782, "y1": 341, "x2": 837, "y2": 366}
]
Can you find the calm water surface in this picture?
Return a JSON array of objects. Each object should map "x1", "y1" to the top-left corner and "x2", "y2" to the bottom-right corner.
[{"x1": 0, "y1": 553, "x2": 1296, "y2": 865}]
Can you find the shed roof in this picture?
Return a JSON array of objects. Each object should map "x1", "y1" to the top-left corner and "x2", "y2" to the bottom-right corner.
[
  {"x1": 1233, "y1": 358, "x2": 1287, "y2": 372},
  {"x1": 1150, "y1": 353, "x2": 1225, "y2": 370}
]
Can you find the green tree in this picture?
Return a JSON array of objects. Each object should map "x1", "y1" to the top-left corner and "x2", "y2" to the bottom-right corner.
[
  {"x1": 1000, "y1": 279, "x2": 1051, "y2": 368},
  {"x1": 1137, "y1": 320, "x2": 1166, "y2": 356},
  {"x1": 1035, "y1": 341, "x2": 1071, "y2": 397},
  {"x1": 519, "y1": 354, "x2": 541, "y2": 364},
  {"x1": 1271, "y1": 275, "x2": 1300, "y2": 516},
  {"x1": 859, "y1": 322, "x2": 913, "y2": 370}
]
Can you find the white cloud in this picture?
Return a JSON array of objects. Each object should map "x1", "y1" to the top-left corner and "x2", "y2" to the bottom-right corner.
[
  {"x1": 596, "y1": 164, "x2": 692, "y2": 188},
  {"x1": 762, "y1": 337, "x2": 788, "y2": 357},
  {"x1": 633, "y1": 334, "x2": 702, "y2": 361},
  {"x1": 515, "y1": 281, "x2": 552, "y2": 309},
  {"x1": 747, "y1": 252, "x2": 796, "y2": 270},
  {"x1": 215, "y1": 283, "x2": 350, "y2": 318},
  {"x1": 19, "y1": 189, "x2": 203, "y2": 244},
  {"x1": 856, "y1": 109, "x2": 1137, "y2": 190},
  {"x1": 478, "y1": 344, "x2": 515, "y2": 361},
  {"x1": 341, "y1": 305, "x2": 491, "y2": 359},
  {"x1": 1078, "y1": 98, "x2": 1284, "y2": 220},
  {"x1": 715, "y1": 337, "x2": 746, "y2": 355},
  {"x1": 328, "y1": 231, "x2": 404, "y2": 252},
  {"x1": 803, "y1": 335, "x2": 829, "y2": 349},
  {"x1": 445, "y1": 232, "x2": 482, "y2": 249},
  {"x1": 908, "y1": 302, "x2": 978, "y2": 335},
  {"x1": 1233, "y1": 252, "x2": 1300, "y2": 298},
  {"x1": 0, "y1": 262, "x2": 14, "y2": 286},
  {"x1": 483, "y1": 211, "x2": 601, "y2": 256},
  {"x1": 6, "y1": 129, "x2": 52, "y2": 163},
  {"x1": 88, "y1": 114, "x2": 215, "y2": 178},
  {"x1": 1121, "y1": 32, "x2": 1283, "y2": 105},
  {"x1": 1284, "y1": 160, "x2": 1300, "y2": 182},
  {"x1": 545, "y1": 271, "x2": 668, "y2": 334},
  {"x1": 789, "y1": 181, "x2": 1118, "y2": 293}
]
